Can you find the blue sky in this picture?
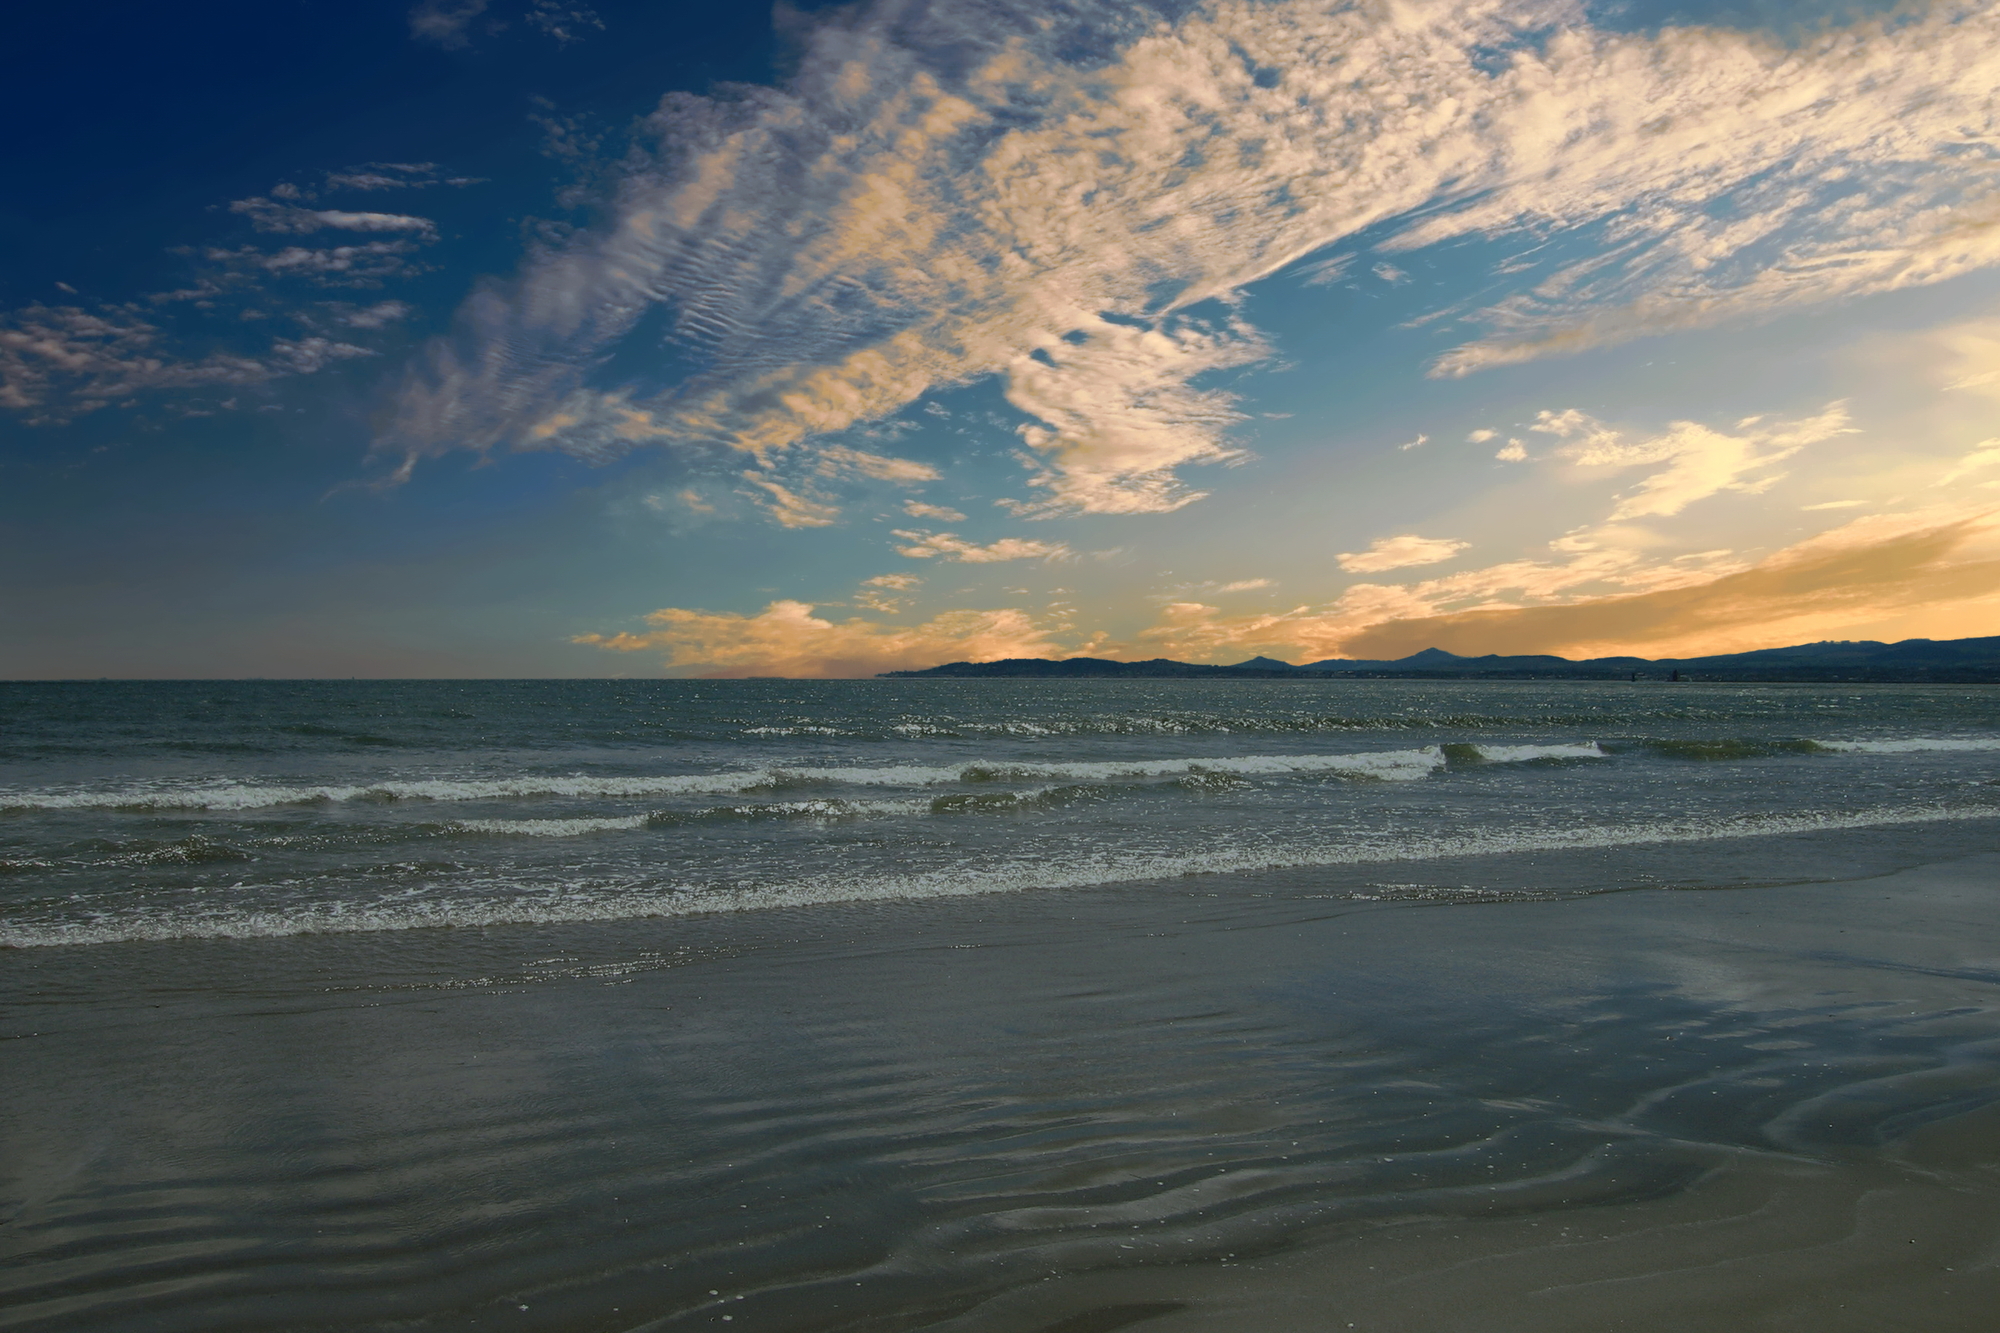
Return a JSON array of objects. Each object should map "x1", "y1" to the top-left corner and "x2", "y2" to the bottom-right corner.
[{"x1": 8, "y1": 0, "x2": 2000, "y2": 677}]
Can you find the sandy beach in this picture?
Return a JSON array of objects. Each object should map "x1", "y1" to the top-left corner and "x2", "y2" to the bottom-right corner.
[{"x1": 6, "y1": 826, "x2": 1998, "y2": 1331}]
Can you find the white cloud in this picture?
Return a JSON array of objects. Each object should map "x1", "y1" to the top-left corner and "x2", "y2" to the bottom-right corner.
[
  {"x1": 864, "y1": 573, "x2": 922, "y2": 590},
  {"x1": 339, "y1": 300, "x2": 415, "y2": 329},
  {"x1": 383, "y1": 0, "x2": 2000, "y2": 510},
  {"x1": 1466, "y1": 428, "x2": 1497, "y2": 443},
  {"x1": 1337, "y1": 534, "x2": 1471, "y2": 573},
  {"x1": 229, "y1": 197, "x2": 436, "y2": 237},
  {"x1": 892, "y1": 529, "x2": 1070, "y2": 562},
  {"x1": 1398, "y1": 433, "x2": 1429, "y2": 451},
  {"x1": 1495, "y1": 438, "x2": 1528, "y2": 461},
  {"x1": 903, "y1": 500, "x2": 967, "y2": 521},
  {"x1": 1297, "y1": 254, "x2": 1354, "y2": 286},
  {"x1": 1538, "y1": 402, "x2": 1855, "y2": 519}
]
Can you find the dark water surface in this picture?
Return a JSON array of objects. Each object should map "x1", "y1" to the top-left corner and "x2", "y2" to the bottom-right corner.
[{"x1": 3, "y1": 681, "x2": 1999, "y2": 1329}]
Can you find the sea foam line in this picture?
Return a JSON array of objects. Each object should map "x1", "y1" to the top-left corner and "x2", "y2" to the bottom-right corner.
[
  {"x1": 6, "y1": 801, "x2": 1990, "y2": 948},
  {"x1": 0, "y1": 747, "x2": 1484, "y2": 813},
  {"x1": 1812, "y1": 738, "x2": 2000, "y2": 754}
]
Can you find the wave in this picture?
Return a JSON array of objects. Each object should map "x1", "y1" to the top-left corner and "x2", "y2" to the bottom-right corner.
[
  {"x1": 1441, "y1": 742, "x2": 1607, "y2": 764},
  {"x1": 10, "y1": 803, "x2": 1994, "y2": 948},
  {"x1": 1811, "y1": 738, "x2": 2000, "y2": 754},
  {"x1": 0, "y1": 748, "x2": 1453, "y2": 813},
  {"x1": 6, "y1": 735, "x2": 1987, "y2": 816},
  {"x1": 448, "y1": 815, "x2": 657, "y2": 837},
  {"x1": 446, "y1": 787, "x2": 1111, "y2": 836}
]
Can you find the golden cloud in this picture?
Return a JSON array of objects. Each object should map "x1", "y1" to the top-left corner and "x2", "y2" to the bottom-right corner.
[
  {"x1": 1337, "y1": 516, "x2": 2000, "y2": 660},
  {"x1": 576, "y1": 599, "x2": 1063, "y2": 677}
]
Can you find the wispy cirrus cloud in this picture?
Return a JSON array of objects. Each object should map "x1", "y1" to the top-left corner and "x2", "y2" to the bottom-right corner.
[
  {"x1": 381, "y1": 0, "x2": 2000, "y2": 519},
  {"x1": 228, "y1": 197, "x2": 437, "y2": 238},
  {"x1": 892, "y1": 530, "x2": 1070, "y2": 563},
  {"x1": 0, "y1": 304, "x2": 371, "y2": 422}
]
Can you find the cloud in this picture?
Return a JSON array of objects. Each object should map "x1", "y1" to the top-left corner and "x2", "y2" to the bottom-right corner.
[
  {"x1": 321, "y1": 163, "x2": 482, "y2": 192},
  {"x1": 1939, "y1": 437, "x2": 2000, "y2": 485},
  {"x1": 0, "y1": 303, "x2": 333, "y2": 421},
  {"x1": 526, "y1": 1, "x2": 603, "y2": 44},
  {"x1": 576, "y1": 599, "x2": 1063, "y2": 676},
  {"x1": 742, "y1": 475, "x2": 840, "y2": 528},
  {"x1": 209, "y1": 241, "x2": 424, "y2": 286},
  {"x1": 267, "y1": 337, "x2": 376, "y2": 374},
  {"x1": 1398, "y1": 433, "x2": 1429, "y2": 451},
  {"x1": 1298, "y1": 254, "x2": 1354, "y2": 286},
  {"x1": 1334, "y1": 513, "x2": 2000, "y2": 659},
  {"x1": 892, "y1": 530, "x2": 1069, "y2": 562},
  {"x1": 409, "y1": 0, "x2": 488, "y2": 47},
  {"x1": 338, "y1": 300, "x2": 415, "y2": 329},
  {"x1": 383, "y1": 0, "x2": 2000, "y2": 505},
  {"x1": 855, "y1": 569, "x2": 923, "y2": 611},
  {"x1": 228, "y1": 197, "x2": 436, "y2": 237},
  {"x1": 903, "y1": 500, "x2": 966, "y2": 521},
  {"x1": 814, "y1": 445, "x2": 938, "y2": 482},
  {"x1": 1466, "y1": 428, "x2": 1496, "y2": 444},
  {"x1": 1538, "y1": 402, "x2": 1855, "y2": 519},
  {"x1": 1130, "y1": 510, "x2": 2000, "y2": 662},
  {"x1": 1494, "y1": 438, "x2": 1527, "y2": 461},
  {"x1": 1337, "y1": 534, "x2": 1471, "y2": 573}
]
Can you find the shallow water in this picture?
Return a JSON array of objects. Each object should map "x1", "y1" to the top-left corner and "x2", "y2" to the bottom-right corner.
[{"x1": 3, "y1": 681, "x2": 1999, "y2": 1330}]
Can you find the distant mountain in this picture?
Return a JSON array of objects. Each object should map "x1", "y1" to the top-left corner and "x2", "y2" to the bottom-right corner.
[{"x1": 880, "y1": 637, "x2": 2000, "y2": 682}]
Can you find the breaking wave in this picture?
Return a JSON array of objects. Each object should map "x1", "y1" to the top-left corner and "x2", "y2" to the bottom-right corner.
[
  {"x1": 0, "y1": 747, "x2": 1475, "y2": 813},
  {"x1": 9, "y1": 803, "x2": 1995, "y2": 948}
]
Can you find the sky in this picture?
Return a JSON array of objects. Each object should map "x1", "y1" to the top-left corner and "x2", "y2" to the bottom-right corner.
[{"x1": 9, "y1": 0, "x2": 2000, "y2": 677}]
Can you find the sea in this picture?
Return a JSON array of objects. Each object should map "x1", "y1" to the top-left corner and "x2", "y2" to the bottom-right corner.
[{"x1": 4, "y1": 678, "x2": 1999, "y2": 1330}]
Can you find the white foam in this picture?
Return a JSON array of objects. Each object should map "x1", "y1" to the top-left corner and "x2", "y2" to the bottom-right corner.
[
  {"x1": 1812, "y1": 738, "x2": 2000, "y2": 754},
  {"x1": 0, "y1": 749, "x2": 1445, "y2": 813},
  {"x1": 1467, "y1": 743, "x2": 1608, "y2": 763},
  {"x1": 10, "y1": 802, "x2": 1994, "y2": 948},
  {"x1": 451, "y1": 816, "x2": 655, "y2": 837}
]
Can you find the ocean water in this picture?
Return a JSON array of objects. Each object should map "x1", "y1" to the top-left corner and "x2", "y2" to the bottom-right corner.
[
  {"x1": 3, "y1": 678, "x2": 1999, "y2": 946},
  {"x1": 4, "y1": 680, "x2": 2000, "y2": 1330}
]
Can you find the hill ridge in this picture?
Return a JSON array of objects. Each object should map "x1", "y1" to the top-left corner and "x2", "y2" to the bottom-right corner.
[{"x1": 879, "y1": 636, "x2": 2000, "y2": 682}]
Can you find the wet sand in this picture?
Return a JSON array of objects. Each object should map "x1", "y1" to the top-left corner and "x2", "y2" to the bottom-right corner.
[
  {"x1": 946, "y1": 855, "x2": 2000, "y2": 1333},
  {"x1": 3, "y1": 834, "x2": 1998, "y2": 1331}
]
